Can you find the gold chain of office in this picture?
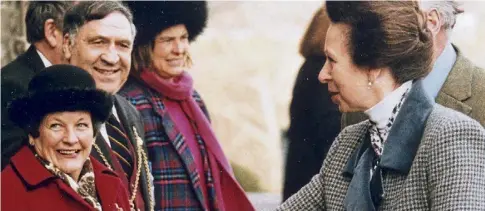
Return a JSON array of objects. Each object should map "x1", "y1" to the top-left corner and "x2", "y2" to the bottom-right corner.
[{"x1": 92, "y1": 127, "x2": 154, "y2": 211}]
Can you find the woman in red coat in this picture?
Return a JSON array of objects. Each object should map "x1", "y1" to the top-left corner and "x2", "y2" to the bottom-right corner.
[{"x1": 1, "y1": 65, "x2": 131, "y2": 211}]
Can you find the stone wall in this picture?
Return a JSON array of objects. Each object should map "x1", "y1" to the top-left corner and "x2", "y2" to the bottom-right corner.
[{"x1": 1, "y1": 1, "x2": 27, "y2": 66}]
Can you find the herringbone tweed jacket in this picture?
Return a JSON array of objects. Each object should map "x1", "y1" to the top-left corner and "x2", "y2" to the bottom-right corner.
[{"x1": 277, "y1": 80, "x2": 485, "y2": 211}]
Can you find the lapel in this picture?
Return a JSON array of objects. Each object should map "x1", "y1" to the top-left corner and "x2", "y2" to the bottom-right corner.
[
  {"x1": 379, "y1": 80, "x2": 434, "y2": 173},
  {"x1": 113, "y1": 95, "x2": 137, "y2": 148},
  {"x1": 11, "y1": 146, "x2": 57, "y2": 187},
  {"x1": 343, "y1": 130, "x2": 370, "y2": 177},
  {"x1": 11, "y1": 146, "x2": 94, "y2": 210},
  {"x1": 435, "y1": 45, "x2": 472, "y2": 115},
  {"x1": 92, "y1": 131, "x2": 131, "y2": 198},
  {"x1": 112, "y1": 96, "x2": 142, "y2": 191},
  {"x1": 92, "y1": 158, "x2": 123, "y2": 211},
  {"x1": 343, "y1": 133, "x2": 377, "y2": 211},
  {"x1": 22, "y1": 45, "x2": 46, "y2": 73},
  {"x1": 114, "y1": 94, "x2": 154, "y2": 211},
  {"x1": 146, "y1": 90, "x2": 207, "y2": 209},
  {"x1": 342, "y1": 80, "x2": 434, "y2": 209},
  {"x1": 91, "y1": 135, "x2": 114, "y2": 167},
  {"x1": 55, "y1": 181, "x2": 95, "y2": 210},
  {"x1": 344, "y1": 148, "x2": 377, "y2": 211}
]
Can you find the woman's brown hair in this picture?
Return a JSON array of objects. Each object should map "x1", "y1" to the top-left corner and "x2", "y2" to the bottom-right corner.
[
  {"x1": 131, "y1": 39, "x2": 193, "y2": 77},
  {"x1": 299, "y1": 6, "x2": 330, "y2": 58},
  {"x1": 131, "y1": 41, "x2": 153, "y2": 76},
  {"x1": 326, "y1": 1, "x2": 433, "y2": 84}
]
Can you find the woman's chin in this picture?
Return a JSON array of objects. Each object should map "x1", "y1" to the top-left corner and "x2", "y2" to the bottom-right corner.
[
  {"x1": 157, "y1": 67, "x2": 184, "y2": 78},
  {"x1": 339, "y1": 105, "x2": 362, "y2": 113},
  {"x1": 170, "y1": 68, "x2": 184, "y2": 76},
  {"x1": 54, "y1": 161, "x2": 84, "y2": 177}
]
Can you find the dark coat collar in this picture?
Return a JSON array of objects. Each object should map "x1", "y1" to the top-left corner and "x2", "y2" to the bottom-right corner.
[
  {"x1": 379, "y1": 80, "x2": 434, "y2": 173},
  {"x1": 91, "y1": 95, "x2": 144, "y2": 168},
  {"x1": 342, "y1": 80, "x2": 434, "y2": 210},
  {"x1": 112, "y1": 94, "x2": 152, "y2": 211},
  {"x1": 22, "y1": 45, "x2": 46, "y2": 73},
  {"x1": 343, "y1": 146, "x2": 378, "y2": 211},
  {"x1": 344, "y1": 80, "x2": 435, "y2": 175}
]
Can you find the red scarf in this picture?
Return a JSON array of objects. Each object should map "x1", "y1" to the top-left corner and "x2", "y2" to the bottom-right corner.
[{"x1": 140, "y1": 70, "x2": 254, "y2": 211}]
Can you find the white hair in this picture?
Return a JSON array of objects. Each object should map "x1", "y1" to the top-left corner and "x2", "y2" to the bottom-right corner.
[{"x1": 420, "y1": 1, "x2": 463, "y2": 32}]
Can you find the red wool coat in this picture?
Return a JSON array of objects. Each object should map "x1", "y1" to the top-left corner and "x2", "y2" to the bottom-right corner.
[{"x1": 1, "y1": 146, "x2": 131, "y2": 211}]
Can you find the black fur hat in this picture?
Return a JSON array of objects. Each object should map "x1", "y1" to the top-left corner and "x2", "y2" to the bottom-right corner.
[
  {"x1": 8, "y1": 64, "x2": 113, "y2": 132},
  {"x1": 126, "y1": 1, "x2": 208, "y2": 46}
]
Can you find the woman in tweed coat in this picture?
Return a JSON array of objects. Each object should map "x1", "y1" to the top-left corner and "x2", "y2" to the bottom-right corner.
[
  {"x1": 119, "y1": 1, "x2": 254, "y2": 211},
  {"x1": 278, "y1": 2, "x2": 485, "y2": 211}
]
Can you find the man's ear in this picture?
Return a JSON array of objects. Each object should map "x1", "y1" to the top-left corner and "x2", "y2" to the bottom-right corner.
[
  {"x1": 426, "y1": 9, "x2": 441, "y2": 37},
  {"x1": 44, "y1": 19, "x2": 60, "y2": 48},
  {"x1": 62, "y1": 33, "x2": 72, "y2": 61}
]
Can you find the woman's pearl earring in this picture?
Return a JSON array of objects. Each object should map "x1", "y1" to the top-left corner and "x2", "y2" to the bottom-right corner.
[{"x1": 367, "y1": 81, "x2": 373, "y2": 90}]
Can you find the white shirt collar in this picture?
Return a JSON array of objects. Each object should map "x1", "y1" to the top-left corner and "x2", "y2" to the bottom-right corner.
[
  {"x1": 365, "y1": 81, "x2": 413, "y2": 129},
  {"x1": 36, "y1": 50, "x2": 52, "y2": 67}
]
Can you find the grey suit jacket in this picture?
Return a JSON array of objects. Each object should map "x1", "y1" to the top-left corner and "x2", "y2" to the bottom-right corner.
[
  {"x1": 91, "y1": 95, "x2": 153, "y2": 211},
  {"x1": 278, "y1": 80, "x2": 485, "y2": 210},
  {"x1": 342, "y1": 45, "x2": 485, "y2": 128}
]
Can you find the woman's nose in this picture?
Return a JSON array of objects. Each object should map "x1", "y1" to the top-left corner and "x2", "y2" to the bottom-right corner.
[
  {"x1": 64, "y1": 129, "x2": 79, "y2": 144},
  {"x1": 318, "y1": 62, "x2": 332, "y2": 84},
  {"x1": 173, "y1": 40, "x2": 187, "y2": 54}
]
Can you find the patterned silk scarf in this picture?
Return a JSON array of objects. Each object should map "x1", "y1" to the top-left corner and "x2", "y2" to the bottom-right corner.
[
  {"x1": 34, "y1": 152, "x2": 102, "y2": 211},
  {"x1": 369, "y1": 88, "x2": 410, "y2": 158},
  {"x1": 367, "y1": 87, "x2": 410, "y2": 209}
]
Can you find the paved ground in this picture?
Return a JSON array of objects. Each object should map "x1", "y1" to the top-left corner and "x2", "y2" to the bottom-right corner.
[{"x1": 247, "y1": 192, "x2": 281, "y2": 211}]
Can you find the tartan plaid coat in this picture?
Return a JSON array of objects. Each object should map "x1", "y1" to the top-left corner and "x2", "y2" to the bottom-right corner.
[
  {"x1": 277, "y1": 80, "x2": 485, "y2": 210},
  {"x1": 119, "y1": 76, "x2": 215, "y2": 210}
]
